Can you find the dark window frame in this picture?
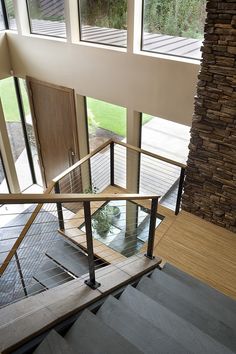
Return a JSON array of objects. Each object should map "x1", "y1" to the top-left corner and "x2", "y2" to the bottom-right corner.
[
  {"x1": 0, "y1": 0, "x2": 9, "y2": 29},
  {"x1": 0, "y1": 150, "x2": 10, "y2": 192}
]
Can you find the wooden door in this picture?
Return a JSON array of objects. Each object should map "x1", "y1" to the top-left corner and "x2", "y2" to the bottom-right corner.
[{"x1": 26, "y1": 77, "x2": 80, "y2": 190}]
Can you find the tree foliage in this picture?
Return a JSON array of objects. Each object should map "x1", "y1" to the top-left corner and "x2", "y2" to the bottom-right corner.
[
  {"x1": 80, "y1": 0, "x2": 206, "y2": 39},
  {"x1": 80, "y1": 0, "x2": 127, "y2": 29},
  {"x1": 144, "y1": 0, "x2": 206, "y2": 39}
]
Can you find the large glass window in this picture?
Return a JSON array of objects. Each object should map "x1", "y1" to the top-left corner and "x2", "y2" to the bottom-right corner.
[
  {"x1": 79, "y1": 0, "x2": 127, "y2": 47},
  {"x1": 140, "y1": 113, "x2": 190, "y2": 210},
  {"x1": 142, "y1": 0, "x2": 206, "y2": 60},
  {"x1": 26, "y1": 0, "x2": 66, "y2": 38},
  {"x1": 5, "y1": 0, "x2": 17, "y2": 30},
  {"x1": 0, "y1": 153, "x2": 9, "y2": 193},
  {"x1": 19, "y1": 79, "x2": 43, "y2": 186},
  {"x1": 0, "y1": 2, "x2": 5, "y2": 30},
  {"x1": 0, "y1": 77, "x2": 35, "y2": 191},
  {"x1": 86, "y1": 97, "x2": 126, "y2": 152}
]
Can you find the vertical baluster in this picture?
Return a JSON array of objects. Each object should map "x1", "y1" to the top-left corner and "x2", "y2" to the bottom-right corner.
[
  {"x1": 110, "y1": 141, "x2": 114, "y2": 186},
  {"x1": 84, "y1": 201, "x2": 100, "y2": 289},
  {"x1": 54, "y1": 182, "x2": 65, "y2": 231}
]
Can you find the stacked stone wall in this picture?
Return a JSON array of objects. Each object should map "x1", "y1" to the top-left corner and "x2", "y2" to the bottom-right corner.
[{"x1": 182, "y1": 0, "x2": 236, "y2": 232}]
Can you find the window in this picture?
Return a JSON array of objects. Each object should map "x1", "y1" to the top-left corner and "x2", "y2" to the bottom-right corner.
[
  {"x1": 19, "y1": 79, "x2": 43, "y2": 186},
  {"x1": 5, "y1": 0, "x2": 17, "y2": 30},
  {"x1": 140, "y1": 113, "x2": 190, "y2": 209},
  {"x1": 0, "y1": 77, "x2": 37, "y2": 191},
  {"x1": 79, "y1": 0, "x2": 127, "y2": 47},
  {"x1": 86, "y1": 97, "x2": 126, "y2": 152},
  {"x1": 0, "y1": 153, "x2": 9, "y2": 193},
  {"x1": 0, "y1": 2, "x2": 5, "y2": 30},
  {"x1": 86, "y1": 97, "x2": 127, "y2": 191},
  {"x1": 26, "y1": 0, "x2": 66, "y2": 38},
  {"x1": 142, "y1": 0, "x2": 206, "y2": 60}
]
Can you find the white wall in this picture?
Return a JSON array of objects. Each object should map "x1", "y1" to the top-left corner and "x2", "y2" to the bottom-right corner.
[
  {"x1": 6, "y1": 32, "x2": 200, "y2": 126},
  {"x1": 0, "y1": 33, "x2": 11, "y2": 79}
]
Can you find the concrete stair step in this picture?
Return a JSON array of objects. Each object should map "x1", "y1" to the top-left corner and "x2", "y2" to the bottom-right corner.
[
  {"x1": 151, "y1": 268, "x2": 236, "y2": 329},
  {"x1": 65, "y1": 309, "x2": 143, "y2": 354},
  {"x1": 46, "y1": 240, "x2": 89, "y2": 277},
  {"x1": 96, "y1": 295, "x2": 188, "y2": 354},
  {"x1": 33, "y1": 330, "x2": 74, "y2": 354},
  {"x1": 27, "y1": 280, "x2": 46, "y2": 296},
  {"x1": 162, "y1": 263, "x2": 236, "y2": 313},
  {"x1": 120, "y1": 285, "x2": 234, "y2": 354},
  {"x1": 33, "y1": 259, "x2": 73, "y2": 289},
  {"x1": 137, "y1": 276, "x2": 236, "y2": 352}
]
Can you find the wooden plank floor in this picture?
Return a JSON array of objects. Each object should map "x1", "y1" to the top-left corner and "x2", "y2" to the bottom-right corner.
[
  {"x1": 28, "y1": 20, "x2": 202, "y2": 59},
  {"x1": 154, "y1": 211, "x2": 236, "y2": 300}
]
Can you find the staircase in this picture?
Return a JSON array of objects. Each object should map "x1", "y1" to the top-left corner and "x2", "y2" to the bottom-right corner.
[
  {"x1": 31, "y1": 237, "x2": 107, "y2": 291},
  {"x1": 33, "y1": 263, "x2": 236, "y2": 354}
]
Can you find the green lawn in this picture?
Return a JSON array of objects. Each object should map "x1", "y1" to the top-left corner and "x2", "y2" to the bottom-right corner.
[
  {"x1": 87, "y1": 97, "x2": 152, "y2": 137},
  {"x1": 0, "y1": 77, "x2": 30, "y2": 122}
]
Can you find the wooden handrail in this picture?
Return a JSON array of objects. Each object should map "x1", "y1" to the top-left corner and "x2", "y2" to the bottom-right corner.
[
  {"x1": 53, "y1": 139, "x2": 113, "y2": 183},
  {"x1": 52, "y1": 138, "x2": 186, "y2": 184},
  {"x1": 0, "y1": 193, "x2": 160, "y2": 204},
  {"x1": 113, "y1": 139, "x2": 186, "y2": 169},
  {"x1": 0, "y1": 182, "x2": 55, "y2": 276},
  {"x1": 0, "y1": 137, "x2": 183, "y2": 278}
]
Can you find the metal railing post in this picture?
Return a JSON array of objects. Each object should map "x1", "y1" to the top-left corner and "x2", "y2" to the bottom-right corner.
[
  {"x1": 54, "y1": 182, "x2": 65, "y2": 231},
  {"x1": 145, "y1": 197, "x2": 159, "y2": 259},
  {"x1": 15, "y1": 252, "x2": 28, "y2": 297},
  {"x1": 175, "y1": 167, "x2": 185, "y2": 215},
  {"x1": 110, "y1": 141, "x2": 114, "y2": 186},
  {"x1": 84, "y1": 201, "x2": 101, "y2": 289}
]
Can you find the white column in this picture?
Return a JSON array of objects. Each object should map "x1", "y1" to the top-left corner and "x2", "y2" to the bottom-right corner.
[
  {"x1": 126, "y1": 108, "x2": 141, "y2": 192},
  {"x1": 0, "y1": 100, "x2": 20, "y2": 193},
  {"x1": 13, "y1": 0, "x2": 30, "y2": 36},
  {"x1": 127, "y1": 0, "x2": 143, "y2": 53},
  {"x1": 64, "y1": 0, "x2": 80, "y2": 43}
]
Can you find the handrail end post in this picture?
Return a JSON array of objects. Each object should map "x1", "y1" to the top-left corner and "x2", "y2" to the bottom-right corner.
[
  {"x1": 84, "y1": 279, "x2": 101, "y2": 289},
  {"x1": 146, "y1": 197, "x2": 159, "y2": 259},
  {"x1": 175, "y1": 167, "x2": 185, "y2": 215},
  {"x1": 84, "y1": 201, "x2": 100, "y2": 289}
]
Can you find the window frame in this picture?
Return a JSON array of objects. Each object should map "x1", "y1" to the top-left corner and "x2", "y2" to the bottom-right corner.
[
  {"x1": 140, "y1": 0, "x2": 203, "y2": 61},
  {"x1": 26, "y1": 0, "x2": 67, "y2": 39},
  {"x1": 78, "y1": 0, "x2": 128, "y2": 49},
  {"x1": 0, "y1": 0, "x2": 9, "y2": 30}
]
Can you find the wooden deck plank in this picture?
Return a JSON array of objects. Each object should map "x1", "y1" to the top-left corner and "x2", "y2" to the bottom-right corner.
[{"x1": 155, "y1": 211, "x2": 236, "y2": 299}]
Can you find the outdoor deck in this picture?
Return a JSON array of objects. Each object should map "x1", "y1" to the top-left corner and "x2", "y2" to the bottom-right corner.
[{"x1": 29, "y1": 20, "x2": 202, "y2": 60}]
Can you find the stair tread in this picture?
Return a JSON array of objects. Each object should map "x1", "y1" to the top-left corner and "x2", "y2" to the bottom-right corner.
[
  {"x1": 120, "y1": 285, "x2": 234, "y2": 354},
  {"x1": 163, "y1": 263, "x2": 236, "y2": 312},
  {"x1": 137, "y1": 276, "x2": 236, "y2": 352},
  {"x1": 27, "y1": 280, "x2": 46, "y2": 296},
  {"x1": 65, "y1": 309, "x2": 143, "y2": 354},
  {"x1": 46, "y1": 240, "x2": 89, "y2": 277},
  {"x1": 33, "y1": 330, "x2": 75, "y2": 354},
  {"x1": 33, "y1": 259, "x2": 73, "y2": 289},
  {"x1": 96, "y1": 295, "x2": 189, "y2": 354},
  {"x1": 151, "y1": 268, "x2": 236, "y2": 329}
]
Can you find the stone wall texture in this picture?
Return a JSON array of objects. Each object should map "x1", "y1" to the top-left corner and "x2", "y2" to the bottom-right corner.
[{"x1": 182, "y1": 0, "x2": 236, "y2": 232}]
